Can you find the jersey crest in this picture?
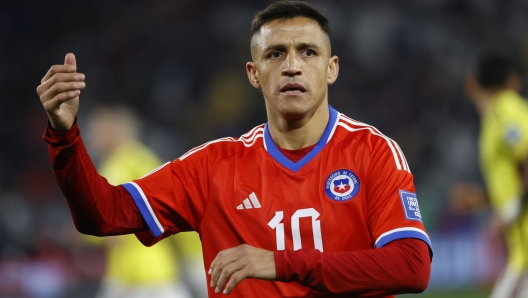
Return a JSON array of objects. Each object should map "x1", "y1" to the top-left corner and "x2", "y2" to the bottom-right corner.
[{"x1": 325, "y1": 169, "x2": 360, "y2": 202}]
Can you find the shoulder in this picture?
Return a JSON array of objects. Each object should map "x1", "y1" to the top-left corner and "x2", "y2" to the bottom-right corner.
[
  {"x1": 177, "y1": 124, "x2": 266, "y2": 163},
  {"x1": 494, "y1": 91, "x2": 528, "y2": 121},
  {"x1": 334, "y1": 112, "x2": 410, "y2": 173},
  {"x1": 488, "y1": 91, "x2": 528, "y2": 142}
]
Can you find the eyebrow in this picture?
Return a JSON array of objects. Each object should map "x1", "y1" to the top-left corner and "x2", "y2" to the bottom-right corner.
[{"x1": 263, "y1": 42, "x2": 321, "y2": 53}]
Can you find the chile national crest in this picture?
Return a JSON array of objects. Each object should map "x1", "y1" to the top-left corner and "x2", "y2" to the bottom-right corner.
[{"x1": 325, "y1": 169, "x2": 360, "y2": 202}]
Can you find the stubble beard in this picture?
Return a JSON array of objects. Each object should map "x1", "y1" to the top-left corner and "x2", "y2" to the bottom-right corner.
[{"x1": 267, "y1": 94, "x2": 315, "y2": 121}]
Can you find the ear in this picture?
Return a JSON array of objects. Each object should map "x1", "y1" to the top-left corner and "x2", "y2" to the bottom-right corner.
[
  {"x1": 246, "y1": 62, "x2": 261, "y2": 89},
  {"x1": 327, "y1": 55, "x2": 339, "y2": 85}
]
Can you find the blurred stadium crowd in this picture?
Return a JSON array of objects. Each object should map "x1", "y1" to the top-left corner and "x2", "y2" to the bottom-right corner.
[{"x1": 2, "y1": 0, "x2": 528, "y2": 296}]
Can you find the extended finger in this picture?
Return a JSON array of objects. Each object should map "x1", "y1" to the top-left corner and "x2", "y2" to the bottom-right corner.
[
  {"x1": 209, "y1": 246, "x2": 239, "y2": 277},
  {"x1": 214, "y1": 261, "x2": 245, "y2": 294},
  {"x1": 41, "y1": 64, "x2": 77, "y2": 84},
  {"x1": 42, "y1": 90, "x2": 80, "y2": 111},
  {"x1": 223, "y1": 268, "x2": 249, "y2": 295},
  {"x1": 210, "y1": 248, "x2": 243, "y2": 286},
  {"x1": 41, "y1": 81, "x2": 85, "y2": 102},
  {"x1": 210, "y1": 257, "x2": 235, "y2": 288},
  {"x1": 37, "y1": 73, "x2": 85, "y2": 96}
]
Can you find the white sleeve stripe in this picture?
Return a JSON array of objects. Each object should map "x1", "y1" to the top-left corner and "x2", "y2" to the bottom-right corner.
[
  {"x1": 339, "y1": 116, "x2": 409, "y2": 172},
  {"x1": 179, "y1": 125, "x2": 264, "y2": 161},
  {"x1": 391, "y1": 139, "x2": 407, "y2": 171},
  {"x1": 141, "y1": 162, "x2": 171, "y2": 179},
  {"x1": 182, "y1": 142, "x2": 210, "y2": 156},
  {"x1": 241, "y1": 134, "x2": 263, "y2": 147},
  {"x1": 342, "y1": 115, "x2": 384, "y2": 135},
  {"x1": 337, "y1": 122, "x2": 402, "y2": 170},
  {"x1": 241, "y1": 126, "x2": 259, "y2": 138},
  {"x1": 389, "y1": 138, "x2": 409, "y2": 172},
  {"x1": 339, "y1": 117, "x2": 402, "y2": 167},
  {"x1": 241, "y1": 124, "x2": 265, "y2": 138},
  {"x1": 241, "y1": 128, "x2": 264, "y2": 143},
  {"x1": 179, "y1": 137, "x2": 235, "y2": 160},
  {"x1": 128, "y1": 182, "x2": 165, "y2": 235},
  {"x1": 179, "y1": 134, "x2": 264, "y2": 161},
  {"x1": 393, "y1": 140, "x2": 411, "y2": 173},
  {"x1": 374, "y1": 227, "x2": 430, "y2": 246}
]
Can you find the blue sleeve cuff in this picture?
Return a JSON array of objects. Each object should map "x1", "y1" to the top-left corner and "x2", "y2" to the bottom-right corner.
[
  {"x1": 375, "y1": 227, "x2": 432, "y2": 250},
  {"x1": 122, "y1": 182, "x2": 165, "y2": 237}
]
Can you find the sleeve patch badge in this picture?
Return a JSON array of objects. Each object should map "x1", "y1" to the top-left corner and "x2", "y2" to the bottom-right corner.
[
  {"x1": 505, "y1": 124, "x2": 521, "y2": 147},
  {"x1": 399, "y1": 190, "x2": 422, "y2": 222}
]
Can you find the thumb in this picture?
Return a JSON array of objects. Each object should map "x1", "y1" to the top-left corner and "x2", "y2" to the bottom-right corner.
[{"x1": 64, "y1": 53, "x2": 77, "y2": 68}]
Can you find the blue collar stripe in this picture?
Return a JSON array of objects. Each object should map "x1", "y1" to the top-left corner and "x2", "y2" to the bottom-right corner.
[{"x1": 264, "y1": 106, "x2": 338, "y2": 172}]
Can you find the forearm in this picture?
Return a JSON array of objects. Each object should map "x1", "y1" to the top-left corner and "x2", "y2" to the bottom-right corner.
[
  {"x1": 44, "y1": 120, "x2": 147, "y2": 236},
  {"x1": 275, "y1": 238, "x2": 431, "y2": 296}
]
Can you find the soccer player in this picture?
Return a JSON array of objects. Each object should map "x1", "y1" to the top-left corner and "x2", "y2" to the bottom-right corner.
[
  {"x1": 37, "y1": 1, "x2": 432, "y2": 297},
  {"x1": 465, "y1": 53, "x2": 528, "y2": 298},
  {"x1": 83, "y1": 105, "x2": 204, "y2": 298}
]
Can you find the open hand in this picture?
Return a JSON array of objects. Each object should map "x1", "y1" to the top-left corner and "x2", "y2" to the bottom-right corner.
[{"x1": 209, "y1": 244, "x2": 276, "y2": 295}]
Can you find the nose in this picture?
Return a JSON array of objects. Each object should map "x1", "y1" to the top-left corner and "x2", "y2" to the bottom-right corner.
[{"x1": 281, "y1": 53, "x2": 302, "y2": 77}]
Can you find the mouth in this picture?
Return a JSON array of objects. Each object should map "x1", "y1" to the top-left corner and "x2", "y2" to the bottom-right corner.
[{"x1": 280, "y1": 82, "x2": 307, "y2": 95}]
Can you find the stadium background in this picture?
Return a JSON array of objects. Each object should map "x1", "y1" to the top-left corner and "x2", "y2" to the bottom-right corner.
[{"x1": 1, "y1": 0, "x2": 528, "y2": 297}]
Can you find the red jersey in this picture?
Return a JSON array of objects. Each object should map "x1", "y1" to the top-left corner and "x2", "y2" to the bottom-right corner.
[{"x1": 121, "y1": 106, "x2": 431, "y2": 297}]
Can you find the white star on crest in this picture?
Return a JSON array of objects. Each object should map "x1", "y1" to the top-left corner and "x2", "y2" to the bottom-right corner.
[{"x1": 337, "y1": 181, "x2": 347, "y2": 190}]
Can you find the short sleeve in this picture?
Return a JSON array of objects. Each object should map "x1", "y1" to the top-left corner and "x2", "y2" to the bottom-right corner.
[
  {"x1": 121, "y1": 156, "x2": 209, "y2": 246},
  {"x1": 495, "y1": 94, "x2": 528, "y2": 162},
  {"x1": 503, "y1": 119, "x2": 528, "y2": 163},
  {"x1": 365, "y1": 139, "x2": 432, "y2": 252}
]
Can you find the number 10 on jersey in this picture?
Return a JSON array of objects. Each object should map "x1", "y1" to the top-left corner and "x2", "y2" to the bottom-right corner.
[{"x1": 268, "y1": 208, "x2": 323, "y2": 252}]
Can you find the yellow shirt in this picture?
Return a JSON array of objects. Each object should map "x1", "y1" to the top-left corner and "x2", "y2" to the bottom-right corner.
[
  {"x1": 87, "y1": 140, "x2": 203, "y2": 284},
  {"x1": 480, "y1": 89, "x2": 528, "y2": 271}
]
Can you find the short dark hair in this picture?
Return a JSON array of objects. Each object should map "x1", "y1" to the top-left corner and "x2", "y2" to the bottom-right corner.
[
  {"x1": 251, "y1": 1, "x2": 331, "y2": 39},
  {"x1": 477, "y1": 52, "x2": 515, "y2": 88}
]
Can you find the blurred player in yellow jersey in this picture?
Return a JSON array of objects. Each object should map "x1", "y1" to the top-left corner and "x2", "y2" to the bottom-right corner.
[
  {"x1": 466, "y1": 53, "x2": 528, "y2": 298},
  {"x1": 84, "y1": 105, "x2": 206, "y2": 298}
]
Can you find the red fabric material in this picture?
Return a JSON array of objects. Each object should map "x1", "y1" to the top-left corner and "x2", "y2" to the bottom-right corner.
[
  {"x1": 44, "y1": 120, "x2": 147, "y2": 236},
  {"x1": 277, "y1": 144, "x2": 317, "y2": 163},
  {"x1": 275, "y1": 238, "x2": 430, "y2": 297}
]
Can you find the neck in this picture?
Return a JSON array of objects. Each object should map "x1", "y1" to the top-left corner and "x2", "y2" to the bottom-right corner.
[
  {"x1": 476, "y1": 88, "x2": 508, "y2": 117},
  {"x1": 474, "y1": 95, "x2": 491, "y2": 117},
  {"x1": 266, "y1": 101, "x2": 329, "y2": 150}
]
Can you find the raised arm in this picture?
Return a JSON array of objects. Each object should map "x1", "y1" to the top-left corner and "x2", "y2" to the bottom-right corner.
[{"x1": 38, "y1": 54, "x2": 147, "y2": 236}]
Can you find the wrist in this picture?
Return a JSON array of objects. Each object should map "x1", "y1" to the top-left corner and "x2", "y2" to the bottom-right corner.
[
  {"x1": 43, "y1": 118, "x2": 79, "y2": 145},
  {"x1": 264, "y1": 250, "x2": 277, "y2": 280},
  {"x1": 274, "y1": 249, "x2": 322, "y2": 283},
  {"x1": 48, "y1": 118, "x2": 74, "y2": 132}
]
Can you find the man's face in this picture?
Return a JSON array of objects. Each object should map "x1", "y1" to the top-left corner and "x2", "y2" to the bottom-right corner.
[{"x1": 247, "y1": 17, "x2": 339, "y2": 120}]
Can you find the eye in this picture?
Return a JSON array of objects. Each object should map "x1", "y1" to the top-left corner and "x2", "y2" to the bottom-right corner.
[
  {"x1": 269, "y1": 51, "x2": 283, "y2": 59},
  {"x1": 303, "y1": 49, "x2": 316, "y2": 57}
]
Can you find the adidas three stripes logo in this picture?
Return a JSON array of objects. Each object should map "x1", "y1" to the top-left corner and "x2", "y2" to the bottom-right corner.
[{"x1": 237, "y1": 192, "x2": 261, "y2": 210}]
